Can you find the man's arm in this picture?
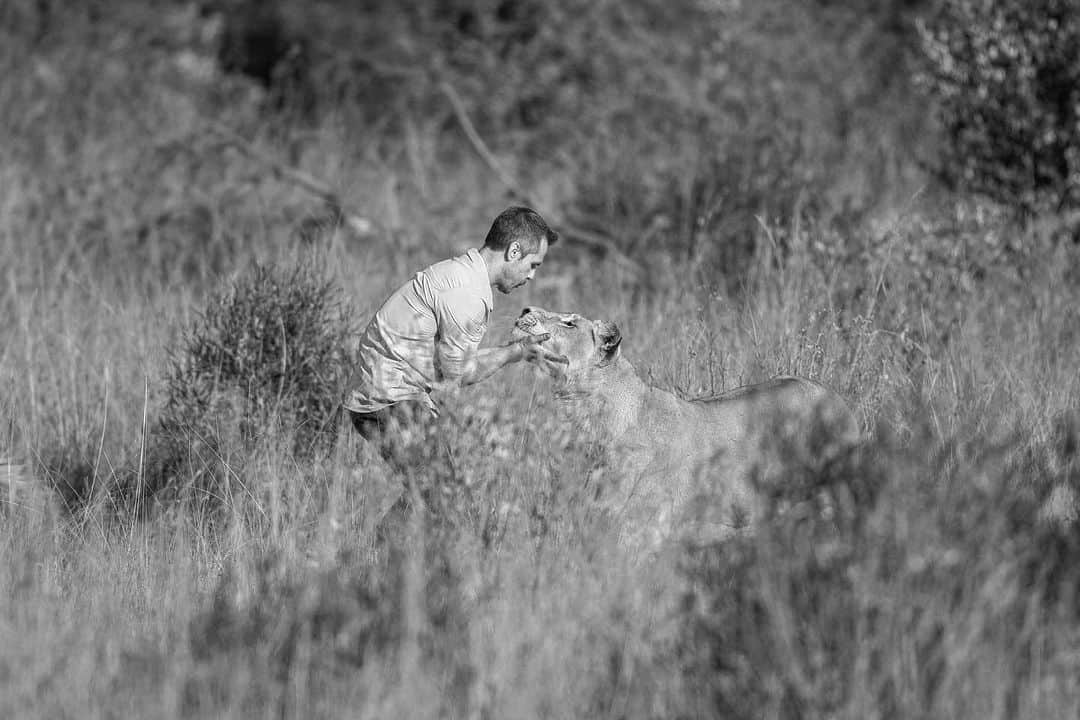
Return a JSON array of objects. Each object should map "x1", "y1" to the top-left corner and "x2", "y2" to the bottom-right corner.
[
  {"x1": 430, "y1": 288, "x2": 488, "y2": 387},
  {"x1": 460, "y1": 335, "x2": 568, "y2": 385},
  {"x1": 458, "y1": 344, "x2": 523, "y2": 386},
  {"x1": 431, "y1": 289, "x2": 565, "y2": 390},
  {"x1": 434, "y1": 334, "x2": 564, "y2": 389}
]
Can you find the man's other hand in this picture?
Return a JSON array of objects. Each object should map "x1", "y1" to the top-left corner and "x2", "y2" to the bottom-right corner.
[{"x1": 514, "y1": 333, "x2": 569, "y2": 373}]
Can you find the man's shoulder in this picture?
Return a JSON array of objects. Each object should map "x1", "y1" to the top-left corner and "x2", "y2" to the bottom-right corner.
[
  {"x1": 437, "y1": 285, "x2": 490, "y2": 313},
  {"x1": 424, "y1": 249, "x2": 487, "y2": 287}
]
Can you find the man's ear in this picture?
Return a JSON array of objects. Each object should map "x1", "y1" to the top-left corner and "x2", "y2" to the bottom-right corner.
[
  {"x1": 597, "y1": 320, "x2": 622, "y2": 365},
  {"x1": 506, "y1": 241, "x2": 522, "y2": 261}
]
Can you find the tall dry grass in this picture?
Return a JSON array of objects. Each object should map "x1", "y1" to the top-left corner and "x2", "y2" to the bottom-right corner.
[{"x1": 4, "y1": 3, "x2": 1080, "y2": 719}]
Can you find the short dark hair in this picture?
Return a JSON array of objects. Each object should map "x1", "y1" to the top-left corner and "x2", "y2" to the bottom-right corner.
[{"x1": 483, "y1": 206, "x2": 559, "y2": 254}]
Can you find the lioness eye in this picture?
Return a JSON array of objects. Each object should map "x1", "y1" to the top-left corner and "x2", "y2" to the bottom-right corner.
[{"x1": 561, "y1": 320, "x2": 575, "y2": 327}]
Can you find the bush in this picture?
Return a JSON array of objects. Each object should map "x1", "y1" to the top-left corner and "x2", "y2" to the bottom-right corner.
[
  {"x1": 918, "y1": 0, "x2": 1080, "y2": 215},
  {"x1": 150, "y1": 260, "x2": 353, "y2": 505}
]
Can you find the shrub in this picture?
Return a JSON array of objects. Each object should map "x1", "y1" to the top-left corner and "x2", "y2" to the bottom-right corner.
[
  {"x1": 150, "y1": 260, "x2": 353, "y2": 504},
  {"x1": 917, "y1": 0, "x2": 1080, "y2": 215}
]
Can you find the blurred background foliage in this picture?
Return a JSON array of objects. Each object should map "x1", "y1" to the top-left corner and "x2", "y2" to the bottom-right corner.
[
  {"x1": 0, "y1": 0, "x2": 962, "y2": 282},
  {"x1": 5, "y1": 0, "x2": 1077, "y2": 287}
]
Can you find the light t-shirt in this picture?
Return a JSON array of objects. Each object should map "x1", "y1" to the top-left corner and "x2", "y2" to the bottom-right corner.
[{"x1": 343, "y1": 248, "x2": 494, "y2": 414}]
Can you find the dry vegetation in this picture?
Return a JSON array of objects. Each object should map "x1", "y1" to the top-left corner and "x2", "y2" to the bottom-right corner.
[{"x1": 2, "y1": 1, "x2": 1080, "y2": 718}]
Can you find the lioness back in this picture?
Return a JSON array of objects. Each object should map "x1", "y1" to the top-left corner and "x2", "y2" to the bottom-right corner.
[{"x1": 695, "y1": 376, "x2": 858, "y2": 439}]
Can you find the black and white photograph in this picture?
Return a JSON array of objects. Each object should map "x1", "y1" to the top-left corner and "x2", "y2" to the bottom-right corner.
[{"x1": 2, "y1": 1, "x2": 1079, "y2": 717}]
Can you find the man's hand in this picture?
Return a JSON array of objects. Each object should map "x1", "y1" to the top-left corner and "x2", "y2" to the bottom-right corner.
[
  {"x1": 514, "y1": 333, "x2": 569, "y2": 374},
  {"x1": 447, "y1": 334, "x2": 569, "y2": 388}
]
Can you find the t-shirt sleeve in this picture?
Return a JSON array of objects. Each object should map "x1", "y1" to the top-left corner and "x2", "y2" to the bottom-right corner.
[{"x1": 432, "y1": 287, "x2": 487, "y2": 381}]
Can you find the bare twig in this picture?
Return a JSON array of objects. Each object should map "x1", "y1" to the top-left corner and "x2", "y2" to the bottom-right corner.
[
  {"x1": 206, "y1": 121, "x2": 347, "y2": 214},
  {"x1": 558, "y1": 221, "x2": 646, "y2": 276},
  {"x1": 438, "y1": 82, "x2": 525, "y2": 198},
  {"x1": 438, "y1": 81, "x2": 644, "y2": 277},
  {"x1": 133, "y1": 374, "x2": 149, "y2": 530},
  {"x1": 207, "y1": 108, "x2": 644, "y2": 275},
  {"x1": 89, "y1": 366, "x2": 109, "y2": 510}
]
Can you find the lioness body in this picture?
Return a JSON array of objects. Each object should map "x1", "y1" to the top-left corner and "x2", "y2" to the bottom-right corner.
[{"x1": 516, "y1": 307, "x2": 859, "y2": 547}]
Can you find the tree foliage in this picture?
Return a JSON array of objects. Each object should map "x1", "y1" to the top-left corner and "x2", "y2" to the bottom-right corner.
[{"x1": 918, "y1": 0, "x2": 1080, "y2": 215}]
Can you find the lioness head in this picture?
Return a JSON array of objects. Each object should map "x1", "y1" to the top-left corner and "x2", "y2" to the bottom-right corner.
[{"x1": 513, "y1": 307, "x2": 622, "y2": 385}]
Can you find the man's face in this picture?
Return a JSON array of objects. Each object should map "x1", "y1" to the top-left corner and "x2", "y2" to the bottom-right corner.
[{"x1": 497, "y1": 236, "x2": 548, "y2": 294}]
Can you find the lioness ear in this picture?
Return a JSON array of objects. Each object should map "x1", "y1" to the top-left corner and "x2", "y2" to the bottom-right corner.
[{"x1": 597, "y1": 320, "x2": 622, "y2": 364}]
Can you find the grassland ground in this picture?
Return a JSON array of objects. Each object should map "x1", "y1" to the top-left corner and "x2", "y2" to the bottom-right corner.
[{"x1": 4, "y1": 197, "x2": 1080, "y2": 716}]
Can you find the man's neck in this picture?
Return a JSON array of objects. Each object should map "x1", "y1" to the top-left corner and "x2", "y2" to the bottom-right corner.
[{"x1": 477, "y1": 246, "x2": 501, "y2": 287}]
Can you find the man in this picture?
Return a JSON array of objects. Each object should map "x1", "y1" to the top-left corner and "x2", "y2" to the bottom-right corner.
[{"x1": 342, "y1": 206, "x2": 567, "y2": 466}]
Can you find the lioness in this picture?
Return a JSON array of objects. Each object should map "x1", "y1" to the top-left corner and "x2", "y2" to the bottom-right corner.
[{"x1": 514, "y1": 306, "x2": 860, "y2": 548}]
